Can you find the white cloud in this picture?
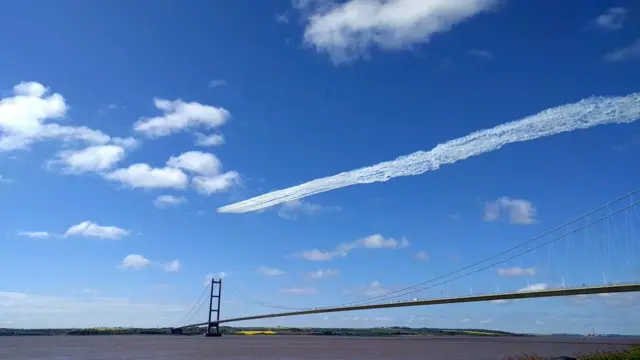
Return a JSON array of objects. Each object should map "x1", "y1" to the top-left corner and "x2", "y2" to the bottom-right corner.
[
  {"x1": 593, "y1": 7, "x2": 627, "y2": 31},
  {"x1": 153, "y1": 195, "x2": 187, "y2": 208},
  {"x1": 604, "y1": 39, "x2": 640, "y2": 63},
  {"x1": 55, "y1": 145, "x2": 126, "y2": 173},
  {"x1": 64, "y1": 221, "x2": 129, "y2": 240},
  {"x1": 483, "y1": 197, "x2": 537, "y2": 225},
  {"x1": 0, "y1": 174, "x2": 11, "y2": 183},
  {"x1": 133, "y1": 98, "x2": 230, "y2": 137},
  {"x1": 119, "y1": 254, "x2": 150, "y2": 270},
  {"x1": 497, "y1": 267, "x2": 536, "y2": 276},
  {"x1": 164, "y1": 260, "x2": 181, "y2": 272},
  {"x1": 0, "y1": 82, "x2": 67, "y2": 151},
  {"x1": 518, "y1": 283, "x2": 548, "y2": 292},
  {"x1": 105, "y1": 163, "x2": 189, "y2": 190},
  {"x1": 192, "y1": 171, "x2": 241, "y2": 195},
  {"x1": 278, "y1": 199, "x2": 341, "y2": 220},
  {"x1": 166, "y1": 151, "x2": 222, "y2": 176},
  {"x1": 105, "y1": 150, "x2": 239, "y2": 193},
  {"x1": 460, "y1": 318, "x2": 470, "y2": 323},
  {"x1": 415, "y1": 251, "x2": 429, "y2": 261},
  {"x1": 357, "y1": 234, "x2": 409, "y2": 249},
  {"x1": 296, "y1": 0, "x2": 499, "y2": 63},
  {"x1": 204, "y1": 272, "x2": 228, "y2": 286},
  {"x1": 280, "y1": 287, "x2": 318, "y2": 295},
  {"x1": 257, "y1": 266, "x2": 284, "y2": 276},
  {"x1": 0, "y1": 81, "x2": 132, "y2": 153},
  {"x1": 0, "y1": 291, "x2": 185, "y2": 328},
  {"x1": 479, "y1": 319, "x2": 493, "y2": 324},
  {"x1": 307, "y1": 268, "x2": 339, "y2": 279},
  {"x1": 17, "y1": 231, "x2": 50, "y2": 239},
  {"x1": 195, "y1": 133, "x2": 225, "y2": 147},
  {"x1": 299, "y1": 234, "x2": 408, "y2": 261},
  {"x1": 491, "y1": 299, "x2": 507, "y2": 304},
  {"x1": 208, "y1": 79, "x2": 228, "y2": 88}
]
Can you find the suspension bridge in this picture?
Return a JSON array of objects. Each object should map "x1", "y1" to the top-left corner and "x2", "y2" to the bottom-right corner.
[{"x1": 172, "y1": 189, "x2": 640, "y2": 336}]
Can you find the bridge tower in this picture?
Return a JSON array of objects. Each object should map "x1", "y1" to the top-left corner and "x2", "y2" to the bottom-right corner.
[{"x1": 206, "y1": 277, "x2": 222, "y2": 337}]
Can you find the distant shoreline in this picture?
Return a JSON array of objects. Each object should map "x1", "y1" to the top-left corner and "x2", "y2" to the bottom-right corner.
[{"x1": 1, "y1": 326, "x2": 633, "y2": 338}]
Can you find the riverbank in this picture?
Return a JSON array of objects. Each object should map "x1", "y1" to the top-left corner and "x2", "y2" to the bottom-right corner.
[{"x1": 0, "y1": 326, "x2": 525, "y2": 337}]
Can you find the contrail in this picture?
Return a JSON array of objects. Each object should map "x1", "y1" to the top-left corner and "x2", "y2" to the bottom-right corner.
[{"x1": 218, "y1": 93, "x2": 640, "y2": 214}]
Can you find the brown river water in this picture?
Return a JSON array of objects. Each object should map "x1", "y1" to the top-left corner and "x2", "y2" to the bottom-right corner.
[{"x1": 1, "y1": 335, "x2": 638, "y2": 360}]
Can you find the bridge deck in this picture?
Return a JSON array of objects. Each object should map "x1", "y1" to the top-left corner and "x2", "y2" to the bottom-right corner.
[{"x1": 180, "y1": 284, "x2": 640, "y2": 329}]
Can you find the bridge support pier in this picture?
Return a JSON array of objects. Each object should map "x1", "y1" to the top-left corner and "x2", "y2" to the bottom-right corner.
[{"x1": 206, "y1": 277, "x2": 222, "y2": 337}]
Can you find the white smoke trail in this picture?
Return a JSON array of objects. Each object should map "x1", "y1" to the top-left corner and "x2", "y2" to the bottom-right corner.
[{"x1": 218, "y1": 93, "x2": 640, "y2": 214}]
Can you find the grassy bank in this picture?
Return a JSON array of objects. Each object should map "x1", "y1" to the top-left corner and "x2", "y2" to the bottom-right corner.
[{"x1": 511, "y1": 346, "x2": 640, "y2": 359}]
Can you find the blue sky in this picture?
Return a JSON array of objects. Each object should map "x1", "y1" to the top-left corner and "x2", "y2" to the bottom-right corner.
[{"x1": 1, "y1": 0, "x2": 639, "y2": 334}]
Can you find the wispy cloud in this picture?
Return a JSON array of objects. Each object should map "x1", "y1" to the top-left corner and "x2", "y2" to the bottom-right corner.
[
  {"x1": 153, "y1": 195, "x2": 187, "y2": 208},
  {"x1": 497, "y1": 267, "x2": 536, "y2": 276},
  {"x1": 483, "y1": 197, "x2": 537, "y2": 225},
  {"x1": 218, "y1": 92, "x2": 640, "y2": 214},
  {"x1": 280, "y1": 287, "x2": 317, "y2": 295},
  {"x1": 519, "y1": 283, "x2": 548, "y2": 292},
  {"x1": 82, "y1": 288, "x2": 102, "y2": 295},
  {"x1": 257, "y1": 266, "x2": 284, "y2": 276},
  {"x1": 278, "y1": 200, "x2": 341, "y2": 220},
  {"x1": 195, "y1": 133, "x2": 225, "y2": 147},
  {"x1": 208, "y1": 79, "x2": 228, "y2": 88},
  {"x1": 307, "y1": 268, "x2": 339, "y2": 279},
  {"x1": 275, "y1": 12, "x2": 289, "y2": 24},
  {"x1": 298, "y1": 234, "x2": 409, "y2": 261},
  {"x1": 612, "y1": 134, "x2": 640, "y2": 152},
  {"x1": 98, "y1": 103, "x2": 126, "y2": 115},
  {"x1": 415, "y1": 251, "x2": 429, "y2": 261},
  {"x1": 592, "y1": 7, "x2": 628, "y2": 31},
  {"x1": 164, "y1": 260, "x2": 181, "y2": 272},
  {"x1": 0, "y1": 291, "x2": 185, "y2": 317},
  {"x1": 468, "y1": 49, "x2": 493, "y2": 60},
  {"x1": 345, "y1": 281, "x2": 389, "y2": 297},
  {"x1": 17, "y1": 231, "x2": 51, "y2": 239},
  {"x1": 604, "y1": 39, "x2": 640, "y2": 63}
]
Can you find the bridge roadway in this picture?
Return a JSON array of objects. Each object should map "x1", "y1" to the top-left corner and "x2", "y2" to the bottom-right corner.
[{"x1": 179, "y1": 284, "x2": 640, "y2": 329}]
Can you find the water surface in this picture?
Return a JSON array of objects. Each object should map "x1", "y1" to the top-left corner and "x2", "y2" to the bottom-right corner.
[{"x1": 2, "y1": 335, "x2": 638, "y2": 360}]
